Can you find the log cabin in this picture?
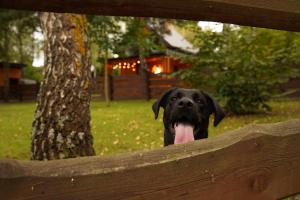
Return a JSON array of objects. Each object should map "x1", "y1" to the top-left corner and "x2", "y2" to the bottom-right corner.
[
  {"x1": 0, "y1": 62, "x2": 26, "y2": 100},
  {"x1": 107, "y1": 24, "x2": 197, "y2": 76},
  {"x1": 0, "y1": 62, "x2": 25, "y2": 87}
]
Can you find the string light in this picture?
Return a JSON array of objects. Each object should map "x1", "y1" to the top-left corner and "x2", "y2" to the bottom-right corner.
[{"x1": 112, "y1": 61, "x2": 140, "y2": 72}]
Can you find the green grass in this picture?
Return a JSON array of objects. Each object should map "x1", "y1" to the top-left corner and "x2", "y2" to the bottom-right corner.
[{"x1": 0, "y1": 99, "x2": 299, "y2": 160}]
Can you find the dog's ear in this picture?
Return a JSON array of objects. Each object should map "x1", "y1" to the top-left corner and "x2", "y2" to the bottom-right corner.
[
  {"x1": 152, "y1": 87, "x2": 177, "y2": 120},
  {"x1": 201, "y1": 91, "x2": 225, "y2": 127}
]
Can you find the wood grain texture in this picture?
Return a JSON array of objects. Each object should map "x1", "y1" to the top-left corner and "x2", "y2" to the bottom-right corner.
[
  {"x1": 0, "y1": 0, "x2": 300, "y2": 32},
  {"x1": 1, "y1": 119, "x2": 300, "y2": 199}
]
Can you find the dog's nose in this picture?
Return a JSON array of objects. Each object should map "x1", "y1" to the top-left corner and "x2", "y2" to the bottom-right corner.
[{"x1": 178, "y1": 98, "x2": 193, "y2": 109}]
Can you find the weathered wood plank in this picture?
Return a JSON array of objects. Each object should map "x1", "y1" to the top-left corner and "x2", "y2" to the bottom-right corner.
[
  {"x1": 0, "y1": 0, "x2": 300, "y2": 32},
  {"x1": 1, "y1": 119, "x2": 300, "y2": 199}
]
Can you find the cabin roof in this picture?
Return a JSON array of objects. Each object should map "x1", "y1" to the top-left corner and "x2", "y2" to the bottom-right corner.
[
  {"x1": 161, "y1": 25, "x2": 199, "y2": 54},
  {"x1": 0, "y1": 62, "x2": 26, "y2": 69}
]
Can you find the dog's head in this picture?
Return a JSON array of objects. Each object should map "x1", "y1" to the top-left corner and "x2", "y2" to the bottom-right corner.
[{"x1": 152, "y1": 88, "x2": 225, "y2": 145}]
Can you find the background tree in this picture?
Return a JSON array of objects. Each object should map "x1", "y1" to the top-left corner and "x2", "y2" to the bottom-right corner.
[
  {"x1": 87, "y1": 16, "x2": 121, "y2": 106},
  {"x1": 0, "y1": 10, "x2": 39, "y2": 100},
  {"x1": 173, "y1": 21, "x2": 224, "y2": 89},
  {"x1": 0, "y1": 10, "x2": 39, "y2": 64},
  {"x1": 0, "y1": 11, "x2": 11, "y2": 101},
  {"x1": 31, "y1": 13, "x2": 95, "y2": 160},
  {"x1": 175, "y1": 21, "x2": 300, "y2": 114},
  {"x1": 216, "y1": 26, "x2": 300, "y2": 114},
  {"x1": 117, "y1": 17, "x2": 166, "y2": 100}
]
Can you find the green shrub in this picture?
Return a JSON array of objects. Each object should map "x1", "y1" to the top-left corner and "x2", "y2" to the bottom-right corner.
[
  {"x1": 216, "y1": 27, "x2": 299, "y2": 114},
  {"x1": 23, "y1": 66, "x2": 43, "y2": 82},
  {"x1": 175, "y1": 22, "x2": 300, "y2": 114}
]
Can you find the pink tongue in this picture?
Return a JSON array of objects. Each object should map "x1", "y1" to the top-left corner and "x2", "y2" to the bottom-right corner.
[{"x1": 174, "y1": 123, "x2": 195, "y2": 144}]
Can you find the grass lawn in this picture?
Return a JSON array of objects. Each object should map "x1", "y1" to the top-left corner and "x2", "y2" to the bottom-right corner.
[{"x1": 0, "y1": 99, "x2": 299, "y2": 160}]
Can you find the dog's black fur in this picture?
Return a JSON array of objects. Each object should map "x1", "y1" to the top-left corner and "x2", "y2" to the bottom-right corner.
[{"x1": 152, "y1": 88, "x2": 225, "y2": 146}]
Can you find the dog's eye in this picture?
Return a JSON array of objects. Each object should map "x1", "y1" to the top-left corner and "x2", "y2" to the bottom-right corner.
[
  {"x1": 171, "y1": 97, "x2": 177, "y2": 101},
  {"x1": 195, "y1": 98, "x2": 204, "y2": 105}
]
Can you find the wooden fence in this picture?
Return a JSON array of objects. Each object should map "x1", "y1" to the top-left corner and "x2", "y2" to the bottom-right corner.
[
  {"x1": 3, "y1": 75, "x2": 299, "y2": 101},
  {"x1": 0, "y1": 75, "x2": 181, "y2": 101},
  {"x1": 112, "y1": 75, "x2": 147, "y2": 100},
  {"x1": 149, "y1": 76, "x2": 180, "y2": 99},
  {"x1": 112, "y1": 75, "x2": 181, "y2": 100},
  {"x1": 0, "y1": 84, "x2": 39, "y2": 101},
  {"x1": 19, "y1": 84, "x2": 40, "y2": 101},
  {"x1": 89, "y1": 75, "x2": 181, "y2": 100},
  {"x1": 279, "y1": 77, "x2": 300, "y2": 98},
  {"x1": 1, "y1": 0, "x2": 299, "y2": 32},
  {"x1": 91, "y1": 76, "x2": 105, "y2": 100},
  {"x1": 1, "y1": 119, "x2": 300, "y2": 200}
]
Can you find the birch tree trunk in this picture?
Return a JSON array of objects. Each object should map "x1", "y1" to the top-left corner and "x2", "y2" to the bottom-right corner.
[{"x1": 31, "y1": 13, "x2": 95, "y2": 160}]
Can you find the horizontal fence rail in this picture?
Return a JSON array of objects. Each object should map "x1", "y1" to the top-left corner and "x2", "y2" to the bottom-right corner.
[
  {"x1": 1, "y1": 119, "x2": 300, "y2": 200},
  {"x1": 0, "y1": 0, "x2": 300, "y2": 32}
]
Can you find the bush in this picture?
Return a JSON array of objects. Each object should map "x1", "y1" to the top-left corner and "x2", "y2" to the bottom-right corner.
[
  {"x1": 217, "y1": 68, "x2": 273, "y2": 114},
  {"x1": 23, "y1": 66, "x2": 43, "y2": 82},
  {"x1": 216, "y1": 27, "x2": 299, "y2": 114}
]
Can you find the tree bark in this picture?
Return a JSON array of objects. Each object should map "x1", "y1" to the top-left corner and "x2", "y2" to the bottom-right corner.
[
  {"x1": 138, "y1": 18, "x2": 150, "y2": 100},
  {"x1": 3, "y1": 62, "x2": 10, "y2": 102},
  {"x1": 16, "y1": 27, "x2": 25, "y2": 64},
  {"x1": 138, "y1": 53, "x2": 150, "y2": 100},
  {"x1": 3, "y1": 29, "x2": 10, "y2": 102},
  {"x1": 104, "y1": 48, "x2": 110, "y2": 106},
  {"x1": 31, "y1": 13, "x2": 95, "y2": 160}
]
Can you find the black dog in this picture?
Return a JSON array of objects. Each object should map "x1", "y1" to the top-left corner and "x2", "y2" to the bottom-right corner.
[{"x1": 152, "y1": 88, "x2": 225, "y2": 146}]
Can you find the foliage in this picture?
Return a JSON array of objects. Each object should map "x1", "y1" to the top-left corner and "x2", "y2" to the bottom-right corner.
[
  {"x1": 1, "y1": 100, "x2": 300, "y2": 159},
  {"x1": 217, "y1": 26, "x2": 300, "y2": 114},
  {"x1": 107, "y1": 17, "x2": 169, "y2": 99},
  {"x1": 23, "y1": 65, "x2": 43, "y2": 82},
  {"x1": 175, "y1": 21, "x2": 300, "y2": 114},
  {"x1": 116, "y1": 17, "x2": 166, "y2": 58},
  {"x1": 0, "y1": 9, "x2": 39, "y2": 65},
  {"x1": 173, "y1": 21, "x2": 223, "y2": 89},
  {"x1": 87, "y1": 15, "x2": 122, "y2": 73},
  {"x1": 87, "y1": 16, "x2": 169, "y2": 76}
]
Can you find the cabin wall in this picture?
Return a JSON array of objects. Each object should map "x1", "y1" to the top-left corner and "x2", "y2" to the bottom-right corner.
[
  {"x1": 0, "y1": 68, "x2": 22, "y2": 86},
  {"x1": 108, "y1": 56, "x2": 189, "y2": 76}
]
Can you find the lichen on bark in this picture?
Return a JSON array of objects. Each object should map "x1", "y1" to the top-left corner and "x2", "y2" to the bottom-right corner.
[{"x1": 31, "y1": 13, "x2": 95, "y2": 160}]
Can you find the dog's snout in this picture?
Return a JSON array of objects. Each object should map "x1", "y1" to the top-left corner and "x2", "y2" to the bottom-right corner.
[{"x1": 178, "y1": 98, "x2": 193, "y2": 109}]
